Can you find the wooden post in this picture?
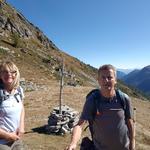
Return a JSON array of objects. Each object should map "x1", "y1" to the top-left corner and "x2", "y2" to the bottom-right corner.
[{"x1": 59, "y1": 60, "x2": 64, "y2": 115}]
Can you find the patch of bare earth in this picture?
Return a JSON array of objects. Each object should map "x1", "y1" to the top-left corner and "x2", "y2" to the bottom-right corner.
[{"x1": 23, "y1": 83, "x2": 150, "y2": 150}]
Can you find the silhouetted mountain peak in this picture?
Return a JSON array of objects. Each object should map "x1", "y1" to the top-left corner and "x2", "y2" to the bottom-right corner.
[{"x1": 141, "y1": 65, "x2": 150, "y2": 73}]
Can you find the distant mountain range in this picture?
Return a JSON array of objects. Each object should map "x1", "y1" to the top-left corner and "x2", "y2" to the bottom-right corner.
[
  {"x1": 121, "y1": 66, "x2": 150, "y2": 96},
  {"x1": 117, "y1": 68, "x2": 135, "y2": 74},
  {"x1": 117, "y1": 68, "x2": 136, "y2": 79},
  {"x1": 117, "y1": 70, "x2": 127, "y2": 79}
]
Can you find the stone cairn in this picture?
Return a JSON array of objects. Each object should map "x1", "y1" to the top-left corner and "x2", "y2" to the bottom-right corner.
[
  {"x1": 45, "y1": 105, "x2": 79, "y2": 135},
  {"x1": 45, "y1": 60, "x2": 79, "y2": 135}
]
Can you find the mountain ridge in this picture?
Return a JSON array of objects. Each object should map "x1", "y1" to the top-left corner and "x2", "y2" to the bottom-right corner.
[
  {"x1": 0, "y1": 0, "x2": 99, "y2": 87},
  {"x1": 122, "y1": 66, "x2": 150, "y2": 96}
]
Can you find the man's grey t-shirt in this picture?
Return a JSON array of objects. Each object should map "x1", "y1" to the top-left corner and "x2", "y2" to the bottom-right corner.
[{"x1": 80, "y1": 91, "x2": 132, "y2": 150}]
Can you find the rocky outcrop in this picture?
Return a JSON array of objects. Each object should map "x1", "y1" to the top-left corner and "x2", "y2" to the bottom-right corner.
[{"x1": 0, "y1": 1, "x2": 58, "y2": 50}]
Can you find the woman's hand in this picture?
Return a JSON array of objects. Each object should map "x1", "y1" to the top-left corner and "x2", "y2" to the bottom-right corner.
[
  {"x1": 0, "y1": 128, "x2": 19, "y2": 142},
  {"x1": 7, "y1": 132, "x2": 20, "y2": 142},
  {"x1": 16, "y1": 128, "x2": 25, "y2": 138}
]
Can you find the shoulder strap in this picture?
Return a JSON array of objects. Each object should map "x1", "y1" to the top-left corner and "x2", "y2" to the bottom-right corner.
[
  {"x1": 116, "y1": 89, "x2": 127, "y2": 110},
  {"x1": 0, "y1": 83, "x2": 4, "y2": 101},
  {"x1": 14, "y1": 86, "x2": 23, "y2": 102},
  {"x1": 116, "y1": 89, "x2": 129, "y2": 120},
  {"x1": 0, "y1": 86, "x2": 23, "y2": 105},
  {"x1": 86, "y1": 89, "x2": 100, "y2": 98},
  {"x1": 88, "y1": 89, "x2": 127, "y2": 113},
  {"x1": 17, "y1": 86, "x2": 23, "y2": 100},
  {"x1": 86, "y1": 89, "x2": 101, "y2": 115},
  {"x1": 0, "y1": 89, "x2": 4, "y2": 105},
  {"x1": 86, "y1": 89, "x2": 101, "y2": 139},
  {"x1": 0, "y1": 89, "x2": 9, "y2": 105}
]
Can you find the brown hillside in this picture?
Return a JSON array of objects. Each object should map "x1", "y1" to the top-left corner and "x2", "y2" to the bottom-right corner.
[{"x1": 0, "y1": 1, "x2": 97, "y2": 87}]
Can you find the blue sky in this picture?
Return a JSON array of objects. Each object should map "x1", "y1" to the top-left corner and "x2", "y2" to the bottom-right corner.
[{"x1": 7, "y1": 0, "x2": 150, "y2": 69}]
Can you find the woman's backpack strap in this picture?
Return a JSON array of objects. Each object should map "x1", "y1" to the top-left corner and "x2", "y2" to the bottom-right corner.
[
  {"x1": 0, "y1": 86, "x2": 23, "y2": 104},
  {"x1": 14, "y1": 86, "x2": 23, "y2": 102}
]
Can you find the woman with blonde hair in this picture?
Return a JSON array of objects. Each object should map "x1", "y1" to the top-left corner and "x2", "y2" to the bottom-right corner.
[{"x1": 0, "y1": 61, "x2": 25, "y2": 150}]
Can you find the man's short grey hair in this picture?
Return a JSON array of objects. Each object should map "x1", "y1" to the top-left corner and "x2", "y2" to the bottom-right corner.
[{"x1": 98, "y1": 64, "x2": 117, "y2": 78}]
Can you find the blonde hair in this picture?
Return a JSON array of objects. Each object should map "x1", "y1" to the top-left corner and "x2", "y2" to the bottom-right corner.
[{"x1": 0, "y1": 61, "x2": 20, "y2": 90}]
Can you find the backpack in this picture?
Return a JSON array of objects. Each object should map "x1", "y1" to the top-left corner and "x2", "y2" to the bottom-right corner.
[
  {"x1": 86, "y1": 88, "x2": 128, "y2": 139},
  {"x1": 0, "y1": 86, "x2": 23, "y2": 105}
]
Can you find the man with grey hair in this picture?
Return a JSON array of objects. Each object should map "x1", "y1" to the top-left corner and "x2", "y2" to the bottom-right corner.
[{"x1": 66, "y1": 64, "x2": 135, "y2": 150}]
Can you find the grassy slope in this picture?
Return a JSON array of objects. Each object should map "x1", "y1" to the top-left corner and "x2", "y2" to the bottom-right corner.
[{"x1": 23, "y1": 84, "x2": 150, "y2": 150}]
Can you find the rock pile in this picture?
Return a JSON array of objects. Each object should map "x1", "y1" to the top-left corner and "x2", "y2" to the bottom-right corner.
[{"x1": 45, "y1": 105, "x2": 79, "y2": 135}]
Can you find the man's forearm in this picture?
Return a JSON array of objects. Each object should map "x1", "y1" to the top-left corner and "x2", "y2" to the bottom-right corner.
[
  {"x1": 66, "y1": 120, "x2": 85, "y2": 150},
  {"x1": 127, "y1": 119, "x2": 135, "y2": 150},
  {"x1": 70, "y1": 125, "x2": 82, "y2": 146}
]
